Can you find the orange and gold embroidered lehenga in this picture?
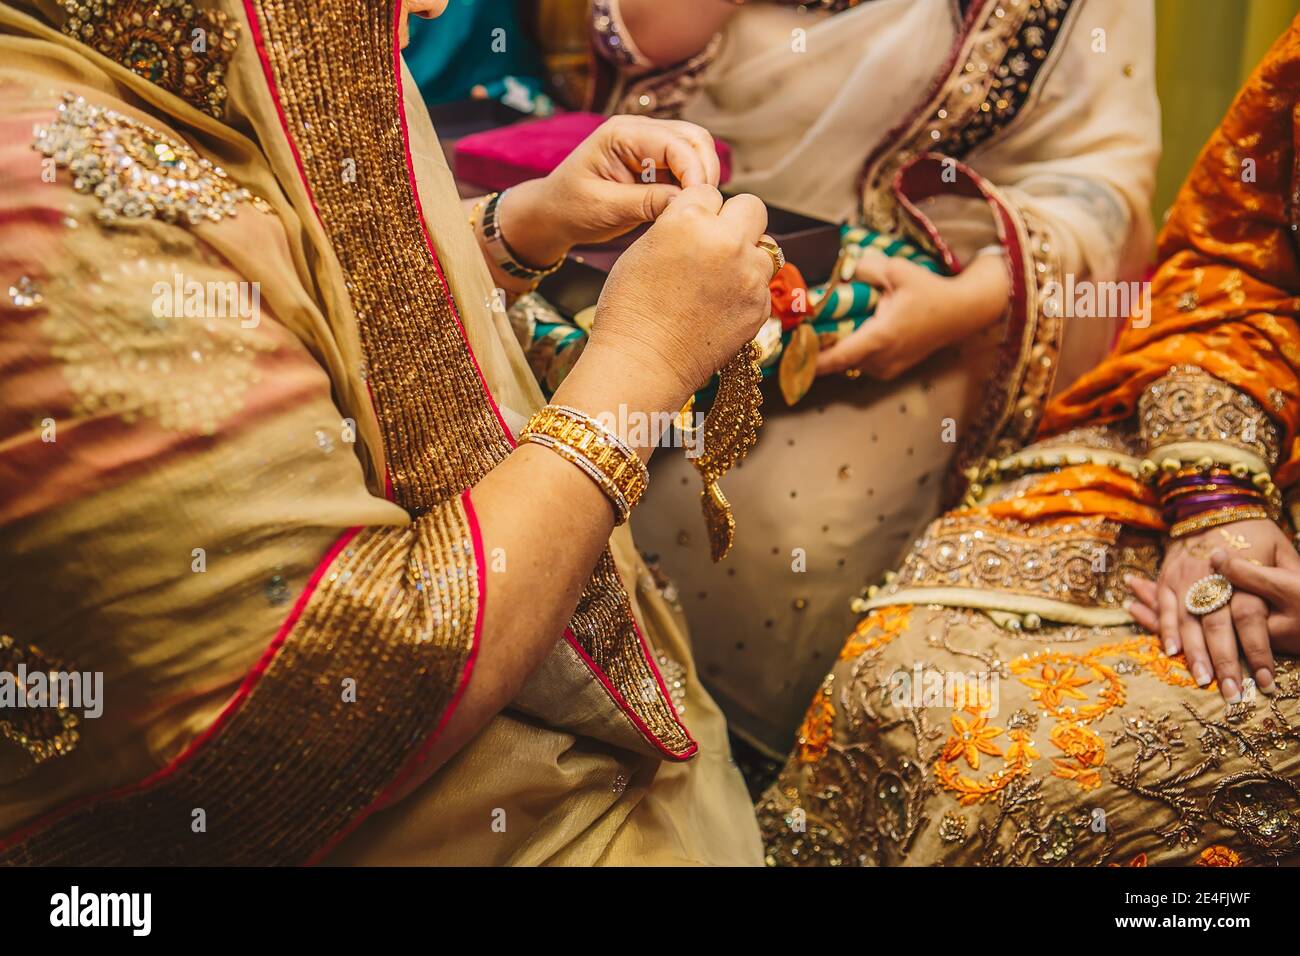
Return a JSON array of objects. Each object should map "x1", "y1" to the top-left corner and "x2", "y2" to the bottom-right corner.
[
  {"x1": 0, "y1": 1, "x2": 761, "y2": 865},
  {"x1": 758, "y1": 19, "x2": 1300, "y2": 866}
]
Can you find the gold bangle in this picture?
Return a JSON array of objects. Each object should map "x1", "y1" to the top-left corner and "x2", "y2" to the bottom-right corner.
[
  {"x1": 1169, "y1": 504, "x2": 1270, "y2": 540},
  {"x1": 520, "y1": 404, "x2": 648, "y2": 524}
]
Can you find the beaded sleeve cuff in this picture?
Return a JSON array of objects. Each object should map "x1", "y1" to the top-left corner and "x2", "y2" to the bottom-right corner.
[{"x1": 1137, "y1": 367, "x2": 1282, "y2": 536}]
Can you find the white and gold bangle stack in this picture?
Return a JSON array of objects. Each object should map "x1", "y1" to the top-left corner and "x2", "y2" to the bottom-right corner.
[{"x1": 520, "y1": 404, "x2": 649, "y2": 524}]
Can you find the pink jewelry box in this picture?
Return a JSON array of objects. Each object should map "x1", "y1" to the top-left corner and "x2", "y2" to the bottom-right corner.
[{"x1": 454, "y1": 111, "x2": 733, "y2": 192}]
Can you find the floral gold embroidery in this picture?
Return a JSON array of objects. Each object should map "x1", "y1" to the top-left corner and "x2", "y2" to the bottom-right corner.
[
  {"x1": 763, "y1": 573, "x2": 1300, "y2": 865},
  {"x1": 62, "y1": 0, "x2": 239, "y2": 117},
  {"x1": 870, "y1": 513, "x2": 1158, "y2": 611}
]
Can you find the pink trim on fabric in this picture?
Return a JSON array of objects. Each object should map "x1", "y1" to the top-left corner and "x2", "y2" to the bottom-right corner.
[
  {"x1": 0, "y1": 525, "x2": 364, "y2": 853},
  {"x1": 562, "y1": 626, "x2": 698, "y2": 762},
  {"x1": 893, "y1": 153, "x2": 1025, "y2": 321}
]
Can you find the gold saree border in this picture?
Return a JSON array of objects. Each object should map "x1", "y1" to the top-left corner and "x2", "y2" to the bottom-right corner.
[
  {"x1": 241, "y1": 0, "x2": 692, "y2": 759},
  {"x1": 0, "y1": 497, "x2": 482, "y2": 865}
]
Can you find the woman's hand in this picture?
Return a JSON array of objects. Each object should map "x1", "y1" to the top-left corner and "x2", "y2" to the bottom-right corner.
[
  {"x1": 1211, "y1": 547, "x2": 1300, "y2": 657},
  {"x1": 497, "y1": 116, "x2": 722, "y2": 270},
  {"x1": 1126, "y1": 518, "x2": 1300, "y2": 701},
  {"x1": 815, "y1": 251, "x2": 1011, "y2": 381},
  {"x1": 558, "y1": 184, "x2": 772, "y2": 425}
]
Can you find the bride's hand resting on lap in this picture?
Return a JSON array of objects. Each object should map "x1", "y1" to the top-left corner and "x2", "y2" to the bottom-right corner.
[
  {"x1": 815, "y1": 250, "x2": 1012, "y2": 381},
  {"x1": 1126, "y1": 518, "x2": 1300, "y2": 702}
]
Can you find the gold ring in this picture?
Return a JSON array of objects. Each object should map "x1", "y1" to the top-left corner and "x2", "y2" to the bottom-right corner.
[
  {"x1": 757, "y1": 234, "x2": 785, "y2": 280},
  {"x1": 1184, "y1": 573, "x2": 1233, "y2": 616}
]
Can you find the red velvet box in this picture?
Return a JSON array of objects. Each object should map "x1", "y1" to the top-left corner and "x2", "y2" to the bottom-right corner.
[{"x1": 454, "y1": 111, "x2": 733, "y2": 191}]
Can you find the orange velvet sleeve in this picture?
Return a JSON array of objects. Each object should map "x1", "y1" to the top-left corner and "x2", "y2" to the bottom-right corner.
[{"x1": 1041, "y1": 19, "x2": 1300, "y2": 487}]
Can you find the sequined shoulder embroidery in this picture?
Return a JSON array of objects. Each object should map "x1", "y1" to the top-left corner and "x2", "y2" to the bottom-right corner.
[
  {"x1": 33, "y1": 93, "x2": 268, "y2": 227},
  {"x1": 62, "y1": 0, "x2": 238, "y2": 118}
]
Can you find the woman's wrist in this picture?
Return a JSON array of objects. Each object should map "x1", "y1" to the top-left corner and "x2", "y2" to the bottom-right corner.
[
  {"x1": 951, "y1": 254, "x2": 1012, "y2": 332},
  {"x1": 494, "y1": 178, "x2": 572, "y2": 270},
  {"x1": 551, "y1": 340, "x2": 690, "y2": 464}
]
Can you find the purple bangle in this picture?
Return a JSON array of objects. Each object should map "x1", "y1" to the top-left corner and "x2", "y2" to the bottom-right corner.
[
  {"x1": 1163, "y1": 492, "x2": 1262, "y2": 522},
  {"x1": 1158, "y1": 473, "x2": 1255, "y2": 495}
]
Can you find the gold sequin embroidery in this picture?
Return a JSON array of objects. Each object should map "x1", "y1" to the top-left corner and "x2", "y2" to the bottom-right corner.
[
  {"x1": 871, "y1": 512, "x2": 1158, "y2": 610},
  {"x1": 39, "y1": 225, "x2": 275, "y2": 436},
  {"x1": 1139, "y1": 365, "x2": 1281, "y2": 466},
  {"x1": 246, "y1": 0, "x2": 690, "y2": 755},
  {"x1": 61, "y1": 0, "x2": 239, "y2": 117},
  {"x1": 0, "y1": 501, "x2": 480, "y2": 864}
]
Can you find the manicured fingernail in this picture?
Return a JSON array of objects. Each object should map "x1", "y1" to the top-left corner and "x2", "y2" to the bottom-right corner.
[
  {"x1": 1221, "y1": 677, "x2": 1241, "y2": 704},
  {"x1": 1122, "y1": 599, "x2": 1133, "y2": 612},
  {"x1": 1164, "y1": 640, "x2": 1179, "y2": 657},
  {"x1": 1123, "y1": 575, "x2": 1135, "y2": 587},
  {"x1": 1210, "y1": 548, "x2": 1228, "y2": 566},
  {"x1": 1193, "y1": 662, "x2": 1213, "y2": 686},
  {"x1": 1256, "y1": 669, "x2": 1276, "y2": 694}
]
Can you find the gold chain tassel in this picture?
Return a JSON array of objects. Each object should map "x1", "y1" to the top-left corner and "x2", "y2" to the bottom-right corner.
[{"x1": 691, "y1": 341, "x2": 764, "y2": 562}]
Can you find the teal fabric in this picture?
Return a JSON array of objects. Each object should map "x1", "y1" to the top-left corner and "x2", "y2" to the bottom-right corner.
[
  {"x1": 406, "y1": 3, "x2": 545, "y2": 106},
  {"x1": 785, "y1": 226, "x2": 944, "y2": 370},
  {"x1": 690, "y1": 227, "x2": 944, "y2": 402}
]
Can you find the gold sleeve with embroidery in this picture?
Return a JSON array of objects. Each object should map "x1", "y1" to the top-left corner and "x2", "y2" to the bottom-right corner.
[
  {"x1": 1138, "y1": 366, "x2": 1281, "y2": 469},
  {"x1": 0, "y1": 498, "x2": 480, "y2": 865}
]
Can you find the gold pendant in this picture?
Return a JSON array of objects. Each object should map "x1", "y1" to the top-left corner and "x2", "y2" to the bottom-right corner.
[
  {"x1": 778, "y1": 322, "x2": 819, "y2": 407},
  {"x1": 691, "y1": 341, "x2": 764, "y2": 562}
]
